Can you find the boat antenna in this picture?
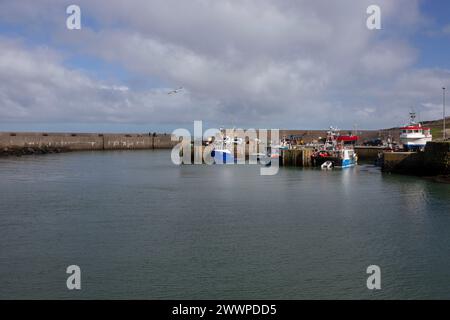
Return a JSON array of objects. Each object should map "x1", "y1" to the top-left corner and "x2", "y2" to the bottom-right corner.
[{"x1": 409, "y1": 108, "x2": 417, "y2": 124}]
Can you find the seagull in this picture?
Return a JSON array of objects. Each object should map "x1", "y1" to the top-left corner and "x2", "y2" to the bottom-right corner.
[{"x1": 167, "y1": 87, "x2": 183, "y2": 95}]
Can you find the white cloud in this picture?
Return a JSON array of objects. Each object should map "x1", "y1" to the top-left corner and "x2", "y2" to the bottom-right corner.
[
  {"x1": 0, "y1": 37, "x2": 222, "y2": 126},
  {"x1": 360, "y1": 41, "x2": 417, "y2": 76},
  {"x1": 0, "y1": 0, "x2": 449, "y2": 130}
]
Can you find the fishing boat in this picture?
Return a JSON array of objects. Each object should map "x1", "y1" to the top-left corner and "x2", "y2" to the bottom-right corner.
[
  {"x1": 248, "y1": 138, "x2": 271, "y2": 164},
  {"x1": 211, "y1": 129, "x2": 242, "y2": 164},
  {"x1": 211, "y1": 147, "x2": 234, "y2": 163},
  {"x1": 399, "y1": 112, "x2": 432, "y2": 151},
  {"x1": 269, "y1": 137, "x2": 289, "y2": 160},
  {"x1": 311, "y1": 127, "x2": 358, "y2": 168},
  {"x1": 271, "y1": 137, "x2": 290, "y2": 151}
]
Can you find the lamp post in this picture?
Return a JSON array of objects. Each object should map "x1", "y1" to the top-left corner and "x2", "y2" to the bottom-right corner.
[{"x1": 443, "y1": 87, "x2": 446, "y2": 140}]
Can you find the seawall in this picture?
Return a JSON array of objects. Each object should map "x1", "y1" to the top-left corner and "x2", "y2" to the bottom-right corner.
[
  {"x1": 423, "y1": 141, "x2": 450, "y2": 175},
  {"x1": 354, "y1": 146, "x2": 384, "y2": 160},
  {"x1": 382, "y1": 141, "x2": 450, "y2": 177},
  {"x1": 0, "y1": 132, "x2": 177, "y2": 154}
]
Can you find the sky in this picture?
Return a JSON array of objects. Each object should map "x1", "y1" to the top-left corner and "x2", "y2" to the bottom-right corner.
[{"x1": 0, "y1": 0, "x2": 449, "y2": 133}]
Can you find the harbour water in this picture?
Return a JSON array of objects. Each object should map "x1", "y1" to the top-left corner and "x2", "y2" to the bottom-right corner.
[{"x1": 0, "y1": 150, "x2": 449, "y2": 299}]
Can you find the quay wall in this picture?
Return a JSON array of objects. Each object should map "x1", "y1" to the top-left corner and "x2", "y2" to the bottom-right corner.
[
  {"x1": 354, "y1": 146, "x2": 384, "y2": 160},
  {"x1": 0, "y1": 132, "x2": 103, "y2": 150},
  {"x1": 103, "y1": 134, "x2": 153, "y2": 150},
  {"x1": 0, "y1": 132, "x2": 176, "y2": 152},
  {"x1": 153, "y1": 134, "x2": 177, "y2": 149},
  {"x1": 382, "y1": 142, "x2": 450, "y2": 175},
  {"x1": 281, "y1": 149, "x2": 314, "y2": 167},
  {"x1": 423, "y1": 141, "x2": 450, "y2": 175},
  {"x1": 382, "y1": 152, "x2": 424, "y2": 174}
]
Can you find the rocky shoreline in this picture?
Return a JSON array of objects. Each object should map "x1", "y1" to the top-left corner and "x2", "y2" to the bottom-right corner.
[{"x1": 1, "y1": 146, "x2": 69, "y2": 157}]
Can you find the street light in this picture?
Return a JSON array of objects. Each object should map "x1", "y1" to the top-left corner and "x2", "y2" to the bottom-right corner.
[{"x1": 443, "y1": 87, "x2": 446, "y2": 140}]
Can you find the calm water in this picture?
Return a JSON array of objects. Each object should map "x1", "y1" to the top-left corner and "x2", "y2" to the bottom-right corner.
[{"x1": 0, "y1": 150, "x2": 449, "y2": 299}]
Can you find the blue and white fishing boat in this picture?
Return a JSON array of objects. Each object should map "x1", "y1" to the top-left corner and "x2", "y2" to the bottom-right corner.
[
  {"x1": 211, "y1": 147, "x2": 234, "y2": 164},
  {"x1": 311, "y1": 127, "x2": 358, "y2": 168},
  {"x1": 211, "y1": 129, "x2": 242, "y2": 164}
]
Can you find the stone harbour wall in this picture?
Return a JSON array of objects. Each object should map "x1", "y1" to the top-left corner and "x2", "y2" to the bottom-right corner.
[
  {"x1": 382, "y1": 141, "x2": 450, "y2": 176},
  {"x1": 424, "y1": 141, "x2": 450, "y2": 175},
  {"x1": 0, "y1": 132, "x2": 177, "y2": 155}
]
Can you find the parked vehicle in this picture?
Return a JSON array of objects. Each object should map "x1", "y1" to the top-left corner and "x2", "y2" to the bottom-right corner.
[{"x1": 363, "y1": 138, "x2": 383, "y2": 146}]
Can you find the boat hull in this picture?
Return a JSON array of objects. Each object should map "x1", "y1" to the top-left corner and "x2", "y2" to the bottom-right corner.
[
  {"x1": 403, "y1": 143, "x2": 427, "y2": 151},
  {"x1": 211, "y1": 150, "x2": 235, "y2": 164},
  {"x1": 400, "y1": 134, "x2": 432, "y2": 151},
  {"x1": 335, "y1": 158, "x2": 357, "y2": 168},
  {"x1": 312, "y1": 156, "x2": 357, "y2": 168}
]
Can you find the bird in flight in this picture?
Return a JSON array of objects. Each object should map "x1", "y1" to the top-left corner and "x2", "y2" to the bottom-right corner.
[{"x1": 167, "y1": 87, "x2": 184, "y2": 95}]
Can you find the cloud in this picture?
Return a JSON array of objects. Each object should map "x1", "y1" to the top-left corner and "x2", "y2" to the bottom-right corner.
[
  {"x1": 0, "y1": 37, "x2": 223, "y2": 127},
  {"x1": 360, "y1": 40, "x2": 417, "y2": 76},
  {"x1": 0, "y1": 0, "x2": 449, "y2": 130}
]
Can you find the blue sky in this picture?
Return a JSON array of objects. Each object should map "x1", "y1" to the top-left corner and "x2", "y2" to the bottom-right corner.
[
  {"x1": 415, "y1": 1, "x2": 450, "y2": 69},
  {"x1": 0, "y1": 0, "x2": 449, "y2": 132}
]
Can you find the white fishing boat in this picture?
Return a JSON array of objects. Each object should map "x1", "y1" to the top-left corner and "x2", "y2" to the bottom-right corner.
[{"x1": 399, "y1": 112, "x2": 432, "y2": 151}]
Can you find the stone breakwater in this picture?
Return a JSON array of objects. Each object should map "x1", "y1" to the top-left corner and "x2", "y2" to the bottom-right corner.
[
  {"x1": 1, "y1": 146, "x2": 68, "y2": 156},
  {"x1": 0, "y1": 132, "x2": 177, "y2": 156}
]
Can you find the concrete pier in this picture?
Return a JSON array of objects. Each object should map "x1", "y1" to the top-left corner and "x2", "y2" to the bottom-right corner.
[{"x1": 0, "y1": 132, "x2": 177, "y2": 155}]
